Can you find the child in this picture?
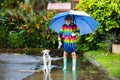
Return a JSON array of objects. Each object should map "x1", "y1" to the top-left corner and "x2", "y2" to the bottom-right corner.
[{"x1": 58, "y1": 15, "x2": 80, "y2": 71}]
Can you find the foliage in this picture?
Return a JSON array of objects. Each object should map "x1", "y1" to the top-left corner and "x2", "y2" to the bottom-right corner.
[
  {"x1": 85, "y1": 50, "x2": 120, "y2": 78},
  {"x1": 76, "y1": 35, "x2": 90, "y2": 52},
  {"x1": 0, "y1": 29, "x2": 8, "y2": 48},
  {"x1": 0, "y1": 5, "x2": 57, "y2": 49},
  {"x1": 76, "y1": 0, "x2": 120, "y2": 51},
  {"x1": 8, "y1": 32, "x2": 24, "y2": 48},
  {"x1": 76, "y1": 0, "x2": 120, "y2": 31},
  {"x1": 0, "y1": 0, "x2": 24, "y2": 9},
  {"x1": 103, "y1": 33, "x2": 116, "y2": 52}
]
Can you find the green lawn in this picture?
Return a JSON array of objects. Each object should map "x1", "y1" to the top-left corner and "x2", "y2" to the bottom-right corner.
[{"x1": 85, "y1": 50, "x2": 120, "y2": 79}]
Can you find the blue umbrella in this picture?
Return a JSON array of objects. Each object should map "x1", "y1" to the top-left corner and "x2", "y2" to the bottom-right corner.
[{"x1": 49, "y1": 10, "x2": 99, "y2": 35}]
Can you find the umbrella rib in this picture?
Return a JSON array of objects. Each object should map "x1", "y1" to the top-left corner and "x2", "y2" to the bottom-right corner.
[{"x1": 76, "y1": 16, "x2": 94, "y2": 32}]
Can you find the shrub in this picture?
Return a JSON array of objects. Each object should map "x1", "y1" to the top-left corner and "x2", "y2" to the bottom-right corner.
[
  {"x1": 8, "y1": 32, "x2": 24, "y2": 48},
  {"x1": 76, "y1": 0, "x2": 120, "y2": 51}
]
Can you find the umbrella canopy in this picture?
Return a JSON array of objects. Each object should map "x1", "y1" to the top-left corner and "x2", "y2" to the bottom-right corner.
[{"x1": 49, "y1": 10, "x2": 99, "y2": 35}]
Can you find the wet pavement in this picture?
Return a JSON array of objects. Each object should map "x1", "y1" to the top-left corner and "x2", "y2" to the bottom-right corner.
[
  {"x1": 0, "y1": 53, "x2": 111, "y2": 80},
  {"x1": 24, "y1": 55, "x2": 111, "y2": 80},
  {"x1": 0, "y1": 53, "x2": 42, "y2": 80}
]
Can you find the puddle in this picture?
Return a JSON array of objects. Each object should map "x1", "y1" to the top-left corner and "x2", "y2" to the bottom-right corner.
[
  {"x1": 0, "y1": 53, "x2": 62, "y2": 80},
  {"x1": 0, "y1": 53, "x2": 111, "y2": 80},
  {"x1": 0, "y1": 53, "x2": 41, "y2": 80},
  {"x1": 24, "y1": 55, "x2": 111, "y2": 80}
]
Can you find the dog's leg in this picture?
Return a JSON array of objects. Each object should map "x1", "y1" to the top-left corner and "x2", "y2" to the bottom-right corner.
[
  {"x1": 43, "y1": 57, "x2": 48, "y2": 72},
  {"x1": 46, "y1": 66, "x2": 49, "y2": 72},
  {"x1": 43, "y1": 57, "x2": 45, "y2": 70},
  {"x1": 45, "y1": 61, "x2": 49, "y2": 72},
  {"x1": 48, "y1": 58, "x2": 51, "y2": 72}
]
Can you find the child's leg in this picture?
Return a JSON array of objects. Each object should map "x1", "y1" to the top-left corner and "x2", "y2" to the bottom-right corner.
[
  {"x1": 63, "y1": 51, "x2": 67, "y2": 59},
  {"x1": 72, "y1": 52, "x2": 76, "y2": 59}
]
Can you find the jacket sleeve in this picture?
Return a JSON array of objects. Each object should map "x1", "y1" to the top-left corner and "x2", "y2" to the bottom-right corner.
[{"x1": 58, "y1": 26, "x2": 64, "y2": 41}]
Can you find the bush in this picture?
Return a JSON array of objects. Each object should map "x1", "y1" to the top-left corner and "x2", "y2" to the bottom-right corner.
[
  {"x1": 0, "y1": 29, "x2": 8, "y2": 48},
  {"x1": 8, "y1": 32, "x2": 24, "y2": 48},
  {"x1": 76, "y1": 0, "x2": 120, "y2": 51},
  {"x1": 0, "y1": 6, "x2": 57, "y2": 49}
]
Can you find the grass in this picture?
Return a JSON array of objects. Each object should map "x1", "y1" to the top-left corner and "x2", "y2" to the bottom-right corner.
[{"x1": 85, "y1": 50, "x2": 120, "y2": 79}]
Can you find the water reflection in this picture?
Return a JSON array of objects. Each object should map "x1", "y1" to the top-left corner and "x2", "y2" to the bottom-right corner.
[
  {"x1": 63, "y1": 70, "x2": 77, "y2": 80},
  {"x1": 43, "y1": 71, "x2": 52, "y2": 80},
  {"x1": 72, "y1": 71, "x2": 76, "y2": 80},
  {"x1": 63, "y1": 71, "x2": 67, "y2": 80}
]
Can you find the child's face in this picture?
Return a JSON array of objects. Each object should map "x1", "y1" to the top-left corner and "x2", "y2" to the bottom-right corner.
[{"x1": 65, "y1": 20, "x2": 72, "y2": 25}]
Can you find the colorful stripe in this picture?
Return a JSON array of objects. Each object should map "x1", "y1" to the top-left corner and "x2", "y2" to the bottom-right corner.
[{"x1": 58, "y1": 24, "x2": 80, "y2": 44}]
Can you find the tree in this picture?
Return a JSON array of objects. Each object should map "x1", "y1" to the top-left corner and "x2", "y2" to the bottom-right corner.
[
  {"x1": 75, "y1": 0, "x2": 120, "y2": 51},
  {"x1": 76, "y1": 0, "x2": 120, "y2": 32}
]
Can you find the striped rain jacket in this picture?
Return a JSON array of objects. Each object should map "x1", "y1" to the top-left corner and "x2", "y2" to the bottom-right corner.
[{"x1": 58, "y1": 24, "x2": 80, "y2": 44}]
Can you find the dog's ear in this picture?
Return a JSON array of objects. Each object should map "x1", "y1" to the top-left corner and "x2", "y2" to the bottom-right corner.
[
  {"x1": 41, "y1": 50, "x2": 44, "y2": 54},
  {"x1": 47, "y1": 49, "x2": 50, "y2": 52}
]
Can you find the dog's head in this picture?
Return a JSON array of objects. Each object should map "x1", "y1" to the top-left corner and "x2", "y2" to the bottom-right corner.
[{"x1": 41, "y1": 49, "x2": 50, "y2": 56}]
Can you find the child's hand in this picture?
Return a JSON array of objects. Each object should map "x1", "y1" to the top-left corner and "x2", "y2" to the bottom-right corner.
[
  {"x1": 71, "y1": 33, "x2": 76, "y2": 36},
  {"x1": 58, "y1": 41, "x2": 62, "y2": 49}
]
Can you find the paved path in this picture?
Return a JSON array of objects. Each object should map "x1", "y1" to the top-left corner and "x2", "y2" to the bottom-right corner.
[{"x1": 0, "y1": 53, "x2": 111, "y2": 80}]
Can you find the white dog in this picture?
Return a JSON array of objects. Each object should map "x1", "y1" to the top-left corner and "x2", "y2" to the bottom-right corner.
[{"x1": 41, "y1": 49, "x2": 52, "y2": 73}]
